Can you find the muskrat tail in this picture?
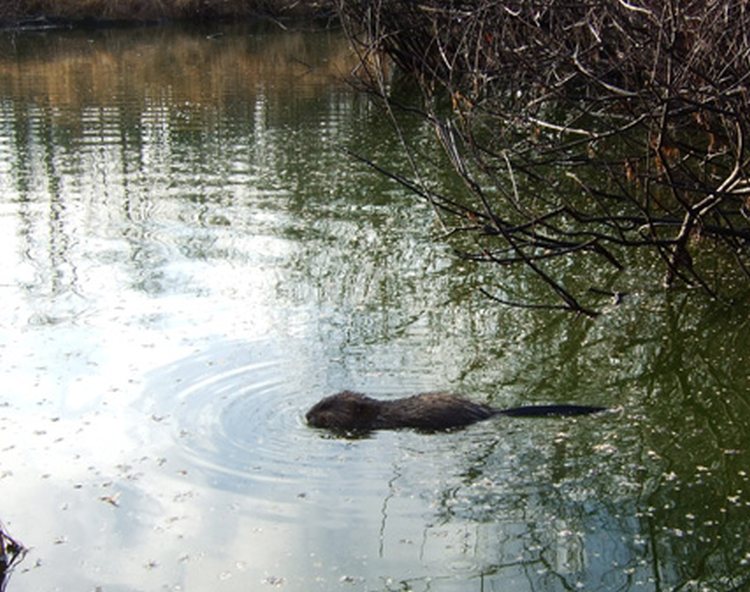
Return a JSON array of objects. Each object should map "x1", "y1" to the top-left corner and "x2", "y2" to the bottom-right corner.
[{"x1": 498, "y1": 404, "x2": 607, "y2": 417}]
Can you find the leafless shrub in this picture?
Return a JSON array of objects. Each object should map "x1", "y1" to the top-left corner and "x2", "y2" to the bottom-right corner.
[{"x1": 339, "y1": 0, "x2": 750, "y2": 315}]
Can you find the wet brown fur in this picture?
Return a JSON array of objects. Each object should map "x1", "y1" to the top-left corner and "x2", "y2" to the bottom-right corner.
[{"x1": 306, "y1": 390, "x2": 605, "y2": 432}]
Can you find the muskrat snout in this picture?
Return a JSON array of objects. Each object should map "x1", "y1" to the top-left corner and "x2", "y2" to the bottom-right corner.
[{"x1": 305, "y1": 390, "x2": 379, "y2": 430}]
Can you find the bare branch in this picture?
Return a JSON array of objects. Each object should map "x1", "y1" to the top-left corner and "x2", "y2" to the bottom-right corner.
[{"x1": 338, "y1": 0, "x2": 750, "y2": 311}]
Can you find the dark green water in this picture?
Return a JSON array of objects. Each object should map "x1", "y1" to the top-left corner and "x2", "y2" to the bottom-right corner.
[{"x1": 0, "y1": 23, "x2": 749, "y2": 592}]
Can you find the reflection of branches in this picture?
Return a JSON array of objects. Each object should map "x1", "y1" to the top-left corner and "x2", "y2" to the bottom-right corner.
[{"x1": 338, "y1": 0, "x2": 750, "y2": 315}]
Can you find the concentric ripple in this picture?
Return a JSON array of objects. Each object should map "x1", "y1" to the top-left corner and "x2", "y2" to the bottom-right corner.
[
  {"x1": 140, "y1": 338, "x2": 407, "y2": 503},
  {"x1": 139, "y1": 337, "x2": 606, "y2": 533},
  {"x1": 143, "y1": 340, "x2": 301, "y2": 475}
]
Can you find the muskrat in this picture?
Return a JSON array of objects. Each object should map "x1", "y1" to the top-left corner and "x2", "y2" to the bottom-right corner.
[{"x1": 306, "y1": 390, "x2": 606, "y2": 432}]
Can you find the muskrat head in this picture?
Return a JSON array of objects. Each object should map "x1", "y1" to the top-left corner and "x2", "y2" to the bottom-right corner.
[{"x1": 305, "y1": 390, "x2": 381, "y2": 431}]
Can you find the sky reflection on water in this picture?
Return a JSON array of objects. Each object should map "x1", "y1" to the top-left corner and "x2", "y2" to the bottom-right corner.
[{"x1": 0, "y1": 22, "x2": 749, "y2": 592}]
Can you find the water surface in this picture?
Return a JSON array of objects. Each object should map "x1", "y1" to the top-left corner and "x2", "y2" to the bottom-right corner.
[{"x1": 0, "y1": 22, "x2": 749, "y2": 592}]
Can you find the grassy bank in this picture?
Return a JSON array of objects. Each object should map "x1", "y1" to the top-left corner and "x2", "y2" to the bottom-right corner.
[
  {"x1": 0, "y1": 0, "x2": 336, "y2": 26},
  {"x1": 0, "y1": 25, "x2": 354, "y2": 108}
]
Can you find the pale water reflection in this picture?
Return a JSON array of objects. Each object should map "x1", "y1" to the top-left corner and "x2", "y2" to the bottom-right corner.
[{"x1": 0, "y1": 22, "x2": 749, "y2": 592}]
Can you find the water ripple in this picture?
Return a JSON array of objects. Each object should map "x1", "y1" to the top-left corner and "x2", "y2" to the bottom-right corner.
[
  {"x1": 144, "y1": 343, "x2": 293, "y2": 472},
  {"x1": 140, "y1": 338, "x2": 614, "y2": 533},
  {"x1": 141, "y1": 339, "x2": 404, "y2": 505}
]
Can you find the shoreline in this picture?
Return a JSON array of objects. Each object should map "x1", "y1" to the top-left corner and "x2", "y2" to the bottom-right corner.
[{"x1": 0, "y1": 0, "x2": 337, "y2": 30}]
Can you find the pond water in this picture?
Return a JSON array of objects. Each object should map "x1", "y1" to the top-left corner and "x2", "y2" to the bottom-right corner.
[{"x1": 1, "y1": 22, "x2": 749, "y2": 592}]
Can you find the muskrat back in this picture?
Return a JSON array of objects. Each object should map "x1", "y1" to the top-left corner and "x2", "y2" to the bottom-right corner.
[{"x1": 306, "y1": 390, "x2": 605, "y2": 432}]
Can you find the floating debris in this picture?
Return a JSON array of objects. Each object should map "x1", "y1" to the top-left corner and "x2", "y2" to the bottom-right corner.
[{"x1": 1, "y1": 522, "x2": 25, "y2": 592}]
